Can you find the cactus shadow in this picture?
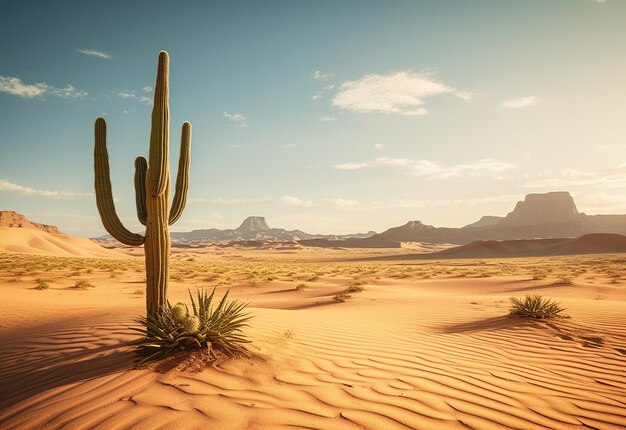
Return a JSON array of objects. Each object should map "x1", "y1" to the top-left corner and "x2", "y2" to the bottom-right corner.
[{"x1": 0, "y1": 318, "x2": 140, "y2": 412}]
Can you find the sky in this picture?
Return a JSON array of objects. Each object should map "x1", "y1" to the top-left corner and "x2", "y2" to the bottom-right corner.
[{"x1": 1, "y1": 0, "x2": 625, "y2": 237}]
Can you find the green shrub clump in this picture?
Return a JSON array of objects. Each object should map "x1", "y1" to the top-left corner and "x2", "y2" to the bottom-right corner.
[
  {"x1": 34, "y1": 278, "x2": 49, "y2": 290},
  {"x1": 509, "y1": 294, "x2": 565, "y2": 319},
  {"x1": 133, "y1": 288, "x2": 252, "y2": 363}
]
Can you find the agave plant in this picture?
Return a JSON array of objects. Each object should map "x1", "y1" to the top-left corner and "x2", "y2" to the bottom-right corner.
[
  {"x1": 509, "y1": 294, "x2": 565, "y2": 319},
  {"x1": 132, "y1": 288, "x2": 252, "y2": 363}
]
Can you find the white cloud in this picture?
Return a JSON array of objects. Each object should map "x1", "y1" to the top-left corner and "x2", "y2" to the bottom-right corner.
[
  {"x1": 223, "y1": 112, "x2": 247, "y2": 127},
  {"x1": 320, "y1": 116, "x2": 336, "y2": 121},
  {"x1": 333, "y1": 157, "x2": 516, "y2": 179},
  {"x1": 312, "y1": 84, "x2": 335, "y2": 101},
  {"x1": 327, "y1": 194, "x2": 519, "y2": 211},
  {"x1": 326, "y1": 198, "x2": 361, "y2": 208},
  {"x1": 284, "y1": 143, "x2": 297, "y2": 148},
  {"x1": 332, "y1": 71, "x2": 470, "y2": 116},
  {"x1": 374, "y1": 144, "x2": 384, "y2": 150},
  {"x1": 143, "y1": 86, "x2": 152, "y2": 93},
  {"x1": 333, "y1": 162, "x2": 371, "y2": 170},
  {"x1": 523, "y1": 166, "x2": 626, "y2": 189},
  {"x1": 0, "y1": 179, "x2": 92, "y2": 198},
  {"x1": 77, "y1": 49, "x2": 111, "y2": 59},
  {"x1": 117, "y1": 91, "x2": 150, "y2": 104},
  {"x1": 311, "y1": 70, "x2": 332, "y2": 81},
  {"x1": 192, "y1": 195, "x2": 313, "y2": 207},
  {"x1": 0, "y1": 76, "x2": 87, "y2": 99},
  {"x1": 50, "y1": 84, "x2": 88, "y2": 98},
  {"x1": 0, "y1": 76, "x2": 47, "y2": 98},
  {"x1": 501, "y1": 96, "x2": 538, "y2": 109}
]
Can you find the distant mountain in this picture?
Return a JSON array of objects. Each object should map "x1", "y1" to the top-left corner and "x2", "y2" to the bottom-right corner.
[
  {"x1": 237, "y1": 216, "x2": 270, "y2": 232},
  {"x1": 305, "y1": 192, "x2": 626, "y2": 248},
  {"x1": 97, "y1": 216, "x2": 377, "y2": 247},
  {"x1": 462, "y1": 216, "x2": 504, "y2": 229}
]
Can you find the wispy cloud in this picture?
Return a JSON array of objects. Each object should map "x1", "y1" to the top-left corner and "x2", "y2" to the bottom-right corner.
[
  {"x1": 192, "y1": 195, "x2": 313, "y2": 207},
  {"x1": 0, "y1": 179, "x2": 92, "y2": 198},
  {"x1": 143, "y1": 86, "x2": 152, "y2": 93},
  {"x1": 117, "y1": 91, "x2": 150, "y2": 104},
  {"x1": 0, "y1": 76, "x2": 87, "y2": 99},
  {"x1": 311, "y1": 70, "x2": 332, "y2": 81},
  {"x1": 501, "y1": 96, "x2": 538, "y2": 109},
  {"x1": 312, "y1": 84, "x2": 335, "y2": 100},
  {"x1": 523, "y1": 165, "x2": 626, "y2": 189},
  {"x1": 332, "y1": 71, "x2": 470, "y2": 116},
  {"x1": 333, "y1": 158, "x2": 515, "y2": 179},
  {"x1": 374, "y1": 144, "x2": 384, "y2": 150},
  {"x1": 319, "y1": 116, "x2": 336, "y2": 121},
  {"x1": 223, "y1": 111, "x2": 247, "y2": 127},
  {"x1": 333, "y1": 162, "x2": 371, "y2": 170},
  {"x1": 50, "y1": 84, "x2": 88, "y2": 98},
  {"x1": 326, "y1": 194, "x2": 519, "y2": 211},
  {"x1": 0, "y1": 76, "x2": 47, "y2": 98},
  {"x1": 77, "y1": 48, "x2": 111, "y2": 59}
]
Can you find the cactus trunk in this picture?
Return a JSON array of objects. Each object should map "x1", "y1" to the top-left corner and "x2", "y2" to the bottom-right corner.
[
  {"x1": 145, "y1": 181, "x2": 171, "y2": 319},
  {"x1": 93, "y1": 51, "x2": 191, "y2": 320}
]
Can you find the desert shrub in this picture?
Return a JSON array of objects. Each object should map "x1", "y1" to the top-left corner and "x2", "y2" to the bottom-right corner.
[
  {"x1": 133, "y1": 288, "x2": 252, "y2": 363},
  {"x1": 71, "y1": 280, "x2": 95, "y2": 289},
  {"x1": 345, "y1": 284, "x2": 364, "y2": 293},
  {"x1": 532, "y1": 272, "x2": 547, "y2": 280},
  {"x1": 509, "y1": 294, "x2": 565, "y2": 319},
  {"x1": 295, "y1": 283, "x2": 307, "y2": 291},
  {"x1": 558, "y1": 276, "x2": 572, "y2": 284},
  {"x1": 34, "y1": 278, "x2": 49, "y2": 290},
  {"x1": 333, "y1": 293, "x2": 352, "y2": 302}
]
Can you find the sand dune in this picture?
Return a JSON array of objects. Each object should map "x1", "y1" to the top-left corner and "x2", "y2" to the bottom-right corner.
[
  {"x1": 0, "y1": 250, "x2": 624, "y2": 429},
  {"x1": 0, "y1": 227, "x2": 123, "y2": 258},
  {"x1": 401, "y1": 233, "x2": 626, "y2": 259}
]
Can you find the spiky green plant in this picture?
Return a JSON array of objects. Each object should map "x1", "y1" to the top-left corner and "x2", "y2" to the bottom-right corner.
[
  {"x1": 132, "y1": 288, "x2": 252, "y2": 363},
  {"x1": 509, "y1": 294, "x2": 565, "y2": 319},
  {"x1": 94, "y1": 51, "x2": 191, "y2": 320}
]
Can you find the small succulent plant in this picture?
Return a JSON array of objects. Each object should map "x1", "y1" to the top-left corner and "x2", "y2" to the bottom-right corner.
[{"x1": 132, "y1": 287, "x2": 252, "y2": 363}]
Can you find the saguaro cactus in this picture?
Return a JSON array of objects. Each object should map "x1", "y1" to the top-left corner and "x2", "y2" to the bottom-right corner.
[{"x1": 94, "y1": 51, "x2": 191, "y2": 319}]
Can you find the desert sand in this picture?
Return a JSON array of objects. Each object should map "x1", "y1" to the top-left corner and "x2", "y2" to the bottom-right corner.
[{"x1": 0, "y1": 242, "x2": 624, "y2": 430}]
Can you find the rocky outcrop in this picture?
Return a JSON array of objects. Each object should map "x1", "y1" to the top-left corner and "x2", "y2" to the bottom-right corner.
[
  {"x1": 499, "y1": 192, "x2": 582, "y2": 225},
  {"x1": 0, "y1": 211, "x2": 60, "y2": 234},
  {"x1": 237, "y1": 216, "x2": 270, "y2": 232}
]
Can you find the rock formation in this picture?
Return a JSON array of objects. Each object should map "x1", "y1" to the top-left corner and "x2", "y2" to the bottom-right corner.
[{"x1": 0, "y1": 211, "x2": 60, "y2": 233}]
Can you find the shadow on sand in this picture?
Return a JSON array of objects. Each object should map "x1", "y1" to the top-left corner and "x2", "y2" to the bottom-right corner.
[
  {"x1": 0, "y1": 316, "x2": 140, "y2": 412},
  {"x1": 441, "y1": 315, "x2": 540, "y2": 334}
]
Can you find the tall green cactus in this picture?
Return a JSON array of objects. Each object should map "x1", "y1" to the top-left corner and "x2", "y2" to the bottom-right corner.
[{"x1": 94, "y1": 51, "x2": 191, "y2": 319}]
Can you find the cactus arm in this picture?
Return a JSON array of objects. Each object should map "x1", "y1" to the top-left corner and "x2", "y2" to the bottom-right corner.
[
  {"x1": 148, "y1": 51, "x2": 170, "y2": 197},
  {"x1": 134, "y1": 156, "x2": 148, "y2": 225},
  {"x1": 94, "y1": 117, "x2": 145, "y2": 246},
  {"x1": 169, "y1": 122, "x2": 191, "y2": 225}
]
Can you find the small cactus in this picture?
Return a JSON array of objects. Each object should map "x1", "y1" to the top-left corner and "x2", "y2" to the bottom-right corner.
[
  {"x1": 171, "y1": 303, "x2": 187, "y2": 323},
  {"x1": 182, "y1": 315, "x2": 200, "y2": 334}
]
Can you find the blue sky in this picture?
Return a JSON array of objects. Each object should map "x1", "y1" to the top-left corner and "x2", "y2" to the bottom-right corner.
[{"x1": 1, "y1": 0, "x2": 625, "y2": 237}]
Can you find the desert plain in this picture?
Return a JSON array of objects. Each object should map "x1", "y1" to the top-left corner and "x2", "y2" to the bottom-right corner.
[{"x1": 0, "y1": 227, "x2": 624, "y2": 430}]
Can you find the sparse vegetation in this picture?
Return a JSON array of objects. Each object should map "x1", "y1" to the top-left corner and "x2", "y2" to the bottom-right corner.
[
  {"x1": 71, "y1": 279, "x2": 95, "y2": 290},
  {"x1": 509, "y1": 294, "x2": 565, "y2": 319},
  {"x1": 34, "y1": 278, "x2": 49, "y2": 290},
  {"x1": 345, "y1": 284, "x2": 364, "y2": 293},
  {"x1": 333, "y1": 293, "x2": 352, "y2": 302},
  {"x1": 133, "y1": 288, "x2": 252, "y2": 363},
  {"x1": 295, "y1": 283, "x2": 307, "y2": 291}
]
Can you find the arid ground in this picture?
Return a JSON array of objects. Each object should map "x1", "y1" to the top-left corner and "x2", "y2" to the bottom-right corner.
[{"x1": 0, "y1": 241, "x2": 625, "y2": 429}]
